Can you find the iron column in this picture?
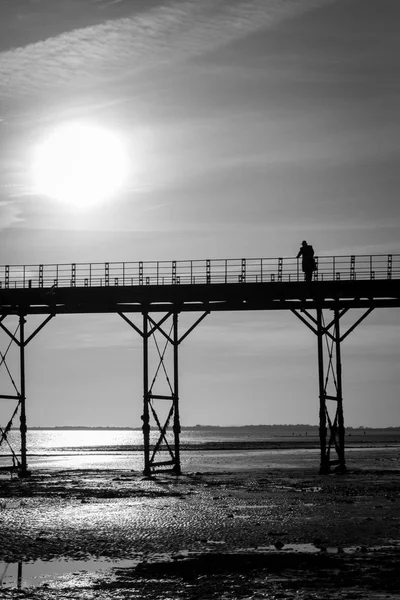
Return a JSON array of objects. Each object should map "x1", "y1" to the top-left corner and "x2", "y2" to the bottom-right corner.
[
  {"x1": 317, "y1": 308, "x2": 328, "y2": 473},
  {"x1": 172, "y1": 312, "x2": 181, "y2": 475},
  {"x1": 334, "y1": 308, "x2": 346, "y2": 472},
  {"x1": 142, "y1": 312, "x2": 150, "y2": 475},
  {"x1": 19, "y1": 314, "x2": 29, "y2": 477}
]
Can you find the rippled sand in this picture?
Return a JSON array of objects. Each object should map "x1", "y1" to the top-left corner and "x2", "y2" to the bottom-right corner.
[{"x1": 1, "y1": 446, "x2": 399, "y2": 598}]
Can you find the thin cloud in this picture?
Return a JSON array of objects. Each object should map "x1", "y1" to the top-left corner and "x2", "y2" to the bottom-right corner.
[
  {"x1": 0, "y1": 200, "x2": 24, "y2": 229},
  {"x1": 0, "y1": 0, "x2": 334, "y2": 112}
]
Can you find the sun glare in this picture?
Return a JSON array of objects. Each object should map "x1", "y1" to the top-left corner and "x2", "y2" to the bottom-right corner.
[{"x1": 32, "y1": 123, "x2": 128, "y2": 209}]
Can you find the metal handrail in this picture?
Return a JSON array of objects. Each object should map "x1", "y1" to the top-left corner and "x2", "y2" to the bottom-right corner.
[{"x1": 0, "y1": 255, "x2": 398, "y2": 289}]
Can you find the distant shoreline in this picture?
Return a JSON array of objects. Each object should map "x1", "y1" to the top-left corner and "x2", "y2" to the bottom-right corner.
[{"x1": 11, "y1": 425, "x2": 400, "y2": 432}]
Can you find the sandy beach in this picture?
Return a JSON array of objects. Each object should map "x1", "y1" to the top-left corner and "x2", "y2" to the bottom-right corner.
[{"x1": 1, "y1": 445, "x2": 400, "y2": 599}]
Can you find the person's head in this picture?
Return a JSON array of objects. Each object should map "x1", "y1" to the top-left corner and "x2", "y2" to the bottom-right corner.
[{"x1": 302, "y1": 240, "x2": 307, "y2": 247}]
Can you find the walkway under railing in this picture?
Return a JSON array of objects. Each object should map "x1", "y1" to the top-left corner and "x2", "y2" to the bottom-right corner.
[{"x1": 0, "y1": 255, "x2": 398, "y2": 289}]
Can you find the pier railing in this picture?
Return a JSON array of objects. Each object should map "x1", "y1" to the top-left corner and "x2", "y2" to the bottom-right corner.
[{"x1": 0, "y1": 255, "x2": 398, "y2": 289}]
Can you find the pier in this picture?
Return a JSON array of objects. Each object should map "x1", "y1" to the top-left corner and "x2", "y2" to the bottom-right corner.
[{"x1": 0, "y1": 254, "x2": 399, "y2": 476}]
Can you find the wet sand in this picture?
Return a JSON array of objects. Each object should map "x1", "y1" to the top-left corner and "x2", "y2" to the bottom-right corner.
[{"x1": 1, "y1": 446, "x2": 399, "y2": 598}]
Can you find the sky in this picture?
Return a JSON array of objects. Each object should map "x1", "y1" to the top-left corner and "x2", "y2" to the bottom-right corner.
[{"x1": 0, "y1": 0, "x2": 399, "y2": 428}]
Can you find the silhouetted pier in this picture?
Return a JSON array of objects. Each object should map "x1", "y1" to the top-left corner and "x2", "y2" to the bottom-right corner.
[{"x1": 1, "y1": 254, "x2": 399, "y2": 476}]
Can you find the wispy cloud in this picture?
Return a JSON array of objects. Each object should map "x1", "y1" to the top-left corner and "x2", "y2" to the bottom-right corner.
[
  {"x1": 0, "y1": 0, "x2": 333, "y2": 113},
  {"x1": 0, "y1": 199, "x2": 24, "y2": 229}
]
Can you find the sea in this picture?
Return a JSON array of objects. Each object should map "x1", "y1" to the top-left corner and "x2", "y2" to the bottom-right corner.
[
  {"x1": 1, "y1": 426, "x2": 399, "y2": 472},
  {"x1": 0, "y1": 426, "x2": 306, "y2": 471}
]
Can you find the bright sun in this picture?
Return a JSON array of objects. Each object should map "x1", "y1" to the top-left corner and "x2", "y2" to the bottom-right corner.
[{"x1": 32, "y1": 123, "x2": 128, "y2": 209}]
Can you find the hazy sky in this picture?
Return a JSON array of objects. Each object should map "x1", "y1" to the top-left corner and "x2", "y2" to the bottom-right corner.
[{"x1": 0, "y1": 0, "x2": 399, "y2": 428}]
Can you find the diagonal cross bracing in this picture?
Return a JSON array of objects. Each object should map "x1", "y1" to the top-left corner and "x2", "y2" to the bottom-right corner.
[
  {"x1": 0, "y1": 315, "x2": 54, "y2": 476},
  {"x1": 119, "y1": 311, "x2": 208, "y2": 475},
  {"x1": 149, "y1": 321, "x2": 174, "y2": 396},
  {"x1": 292, "y1": 306, "x2": 375, "y2": 473}
]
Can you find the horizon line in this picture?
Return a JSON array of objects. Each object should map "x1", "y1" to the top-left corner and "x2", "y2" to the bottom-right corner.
[{"x1": 18, "y1": 424, "x2": 400, "y2": 430}]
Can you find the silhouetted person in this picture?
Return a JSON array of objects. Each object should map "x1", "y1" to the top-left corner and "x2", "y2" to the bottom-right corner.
[{"x1": 297, "y1": 240, "x2": 316, "y2": 283}]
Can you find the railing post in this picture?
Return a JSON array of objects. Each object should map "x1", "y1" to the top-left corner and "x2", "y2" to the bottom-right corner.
[
  {"x1": 350, "y1": 256, "x2": 355, "y2": 280},
  {"x1": 387, "y1": 254, "x2": 392, "y2": 280},
  {"x1": 278, "y1": 257, "x2": 283, "y2": 282},
  {"x1": 71, "y1": 264, "x2": 76, "y2": 287},
  {"x1": 172, "y1": 261, "x2": 177, "y2": 284},
  {"x1": 314, "y1": 257, "x2": 318, "y2": 281},
  {"x1": 105, "y1": 263, "x2": 109, "y2": 286}
]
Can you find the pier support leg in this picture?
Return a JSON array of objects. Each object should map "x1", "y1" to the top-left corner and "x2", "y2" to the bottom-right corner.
[
  {"x1": 120, "y1": 310, "x2": 208, "y2": 475},
  {"x1": 317, "y1": 309, "x2": 328, "y2": 473},
  {"x1": 334, "y1": 309, "x2": 346, "y2": 473},
  {"x1": 172, "y1": 312, "x2": 181, "y2": 475},
  {"x1": 292, "y1": 305, "x2": 374, "y2": 474},
  {"x1": 0, "y1": 313, "x2": 54, "y2": 476},
  {"x1": 317, "y1": 308, "x2": 346, "y2": 474},
  {"x1": 19, "y1": 316, "x2": 30, "y2": 478},
  {"x1": 142, "y1": 313, "x2": 151, "y2": 476}
]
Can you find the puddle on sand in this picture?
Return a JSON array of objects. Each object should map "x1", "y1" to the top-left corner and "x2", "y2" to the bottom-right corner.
[
  {"x1": 256, "y1": 543, "x2": 360, "y2": 554},
  {"x1": 257, "y1": 542, "x2": 400, "y2": 554},
  {"x1": 2, "y1": 543, "x2": 398, "y2": 589},
  {"x1": 0, "y1": 557, "x2": 138, "y2": 589}
]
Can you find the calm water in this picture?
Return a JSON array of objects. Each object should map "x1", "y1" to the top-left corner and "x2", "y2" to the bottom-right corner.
[
  {"x1": 1, "y1": 427, "x2": 398, "y2": 471},
  {"x1": 0, "y1": 427, "x2": 316, "y2": 470},
  {"x1": 2, "y1": 427, "x2": 298, "y2": 452}
]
